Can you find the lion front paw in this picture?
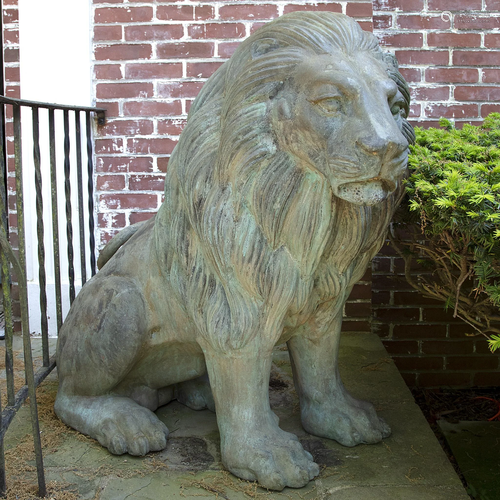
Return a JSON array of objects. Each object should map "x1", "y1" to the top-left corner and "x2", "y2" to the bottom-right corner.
[
  {"x1": 301, "y1": 393, "x2": 391, "y2": 447},
  {"x1": 222, "y1": 425, "x2": 319, "y2": 491}
]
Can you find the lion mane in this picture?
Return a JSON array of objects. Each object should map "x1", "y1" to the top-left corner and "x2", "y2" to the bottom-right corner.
[{"x1": 155, "y1": 12, "x2": 413, "y2": 352}]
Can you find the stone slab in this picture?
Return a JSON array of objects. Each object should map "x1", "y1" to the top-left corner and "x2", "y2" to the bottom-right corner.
[{"x1": 3, "y1": 334, "x2": 469, "y2": 499}]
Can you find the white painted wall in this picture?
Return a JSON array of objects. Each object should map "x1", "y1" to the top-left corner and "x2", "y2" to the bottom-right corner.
[{"x1": 18, "y1": 0, "x2": 93, "y2": 335}]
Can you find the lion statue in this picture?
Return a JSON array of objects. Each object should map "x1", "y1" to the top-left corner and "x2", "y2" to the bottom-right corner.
[{"x1": 55, "y1": 12, "x2": 414, "y2": 491}]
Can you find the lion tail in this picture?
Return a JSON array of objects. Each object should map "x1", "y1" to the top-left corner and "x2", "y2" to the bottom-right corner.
[{"x1": 97, "y1": 220, "x2": 147, "y2": 270}]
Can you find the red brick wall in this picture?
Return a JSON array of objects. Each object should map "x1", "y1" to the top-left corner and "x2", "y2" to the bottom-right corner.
[{"x1": 371, "y1": 0, "x2": 500, "y2": 387}]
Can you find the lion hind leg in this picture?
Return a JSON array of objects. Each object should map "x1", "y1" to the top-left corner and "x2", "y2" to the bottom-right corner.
[{"x1": 176, "y1": 373, "x2": 216, "y2": 412}]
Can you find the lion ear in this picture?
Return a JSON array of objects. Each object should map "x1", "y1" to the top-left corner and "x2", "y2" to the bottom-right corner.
[{"x1": 251, "y1": 38, "x2": 281, "y2": 58}]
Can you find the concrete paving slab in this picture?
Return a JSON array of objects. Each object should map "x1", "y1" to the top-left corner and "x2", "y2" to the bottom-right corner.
[
  {"x1": 439, "y1": 420, "x2": 500, "y2": 500},
  {"x1": 3, "y1": 333, "x2": 469, "y2": 499}
]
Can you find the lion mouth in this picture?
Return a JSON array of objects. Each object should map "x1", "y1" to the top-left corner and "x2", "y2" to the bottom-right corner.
[{"x1": 336, "y1": 178, "x2": 396, "y2": 206}]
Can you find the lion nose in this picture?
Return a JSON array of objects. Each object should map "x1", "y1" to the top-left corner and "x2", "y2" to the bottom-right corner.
[{"x1": 356, "y1": 132, "x2": 408, "y2": 159}]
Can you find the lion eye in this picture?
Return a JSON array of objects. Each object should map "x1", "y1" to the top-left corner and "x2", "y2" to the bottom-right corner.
[{"x1": 313, "y1": 97, "x2": 342, "y2": 114}]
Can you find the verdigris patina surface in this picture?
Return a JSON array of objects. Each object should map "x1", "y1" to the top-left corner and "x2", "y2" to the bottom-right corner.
[{"x1": 55, "y1": 12, "x2": 414, "y2": 491}]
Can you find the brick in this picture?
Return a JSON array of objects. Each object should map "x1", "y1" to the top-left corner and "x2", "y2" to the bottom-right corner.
[
  {"x1": 485, "y1": 0, "x2": 500, "y2": 9},
  {"x1": 485, "y1": 34, "x2": 500, "y2": 48},
  {"x1": 186, "y1": 61, "x2": 223, "y2": 78},
  {"x1": 395, "y1": 49, "x2": 448, "y2": 67},
  {"x1": 454, "y1": 50, "x2": 500, "y2": 66},
  {"x1": 378, "y1": 32, "x2": 423, "y2": 48},
  {"x1": 383, "y1": 340, "x2": 419, "y2": 355},
  {"x1": 418, "y1": 372, "x2": 472, "y2": 388},
  {"x1": 426, "y1": 67, "x2": 478, "y2": 84},
  {"x1": 157, "y1": 118, "x2": 187, "y2": 136},
  {"x1": 100, "y1": 230, "x2": 121, "y2": 247},
  {"x1": 421, "y1": 340, "x2": 473, "y2": 355},
  {"x1": 124, "y1": 25, "x2": 183, "y2": 42},
  {"x1": 157, "y1": 157, "x2": 170, "y2": 173},
  {"x1": 249, "y1": 22, "x2": 267, "y2": 34},
  {"x1": 125, "y1": 63, "x2": 182, "y2": 79},
  {"x1": 126, "y1": 137, "x2": 178, "y2": 155},
  {"x1": 373, "y1": 14, "x2": 392, "y2": 29},
  {"x1": 447, "y1": 356, "x2": 499, "y2": 370},
  {"x1": 346, "y1": 3, "x2": 372, "y2": 17},
  {"x1": 157, "y1": 42, "x2": 214, "y2": 59},
  {"x1": 3, "y1": 8, "x2": 18, "y2": 23},
  {"x1": 94, "y1": 64, "x2": 123, "y2": 80},
  {"x1": 373, "y1": 307, "x2": 419, "y2": 321},
  {"x1": 101, "y1": 119, "x2": 154, "y2": 136},
  {"x1": 188, "y1": 23, "x2": 245, "y2": 40},
  {"x1": 4, "y1": 28, "x2": 19, "y2": 44},
  {"x1": 393, "y1": 356, "x2": 444, "y2": 371},
  {"x1": 428, "y1": 0, "x2": 482, "y2": 8},
  {"x1": 399, "y1": 68, "x2": 421, "y2": 83},
  {"x1": 410, "y1": 86, "x2": 452, "y2": 101},
  {"x1": 474, "y1": 372, "x2": 500, "y2": 386},
  {"x1": 218, "y1": 42, "x2": 241, "y2": 58},
  {"x1": 397, "y1": 14, "x2": 449, "y2": 30},
  {"x1": 5, "y1": 66, "x2": 20, "y2": 83},
  {"x1": 94, "y1": 7, "x2": 153, "y2": 24},
  {"x1": 392, "y1": 324, "x2": 447, "y2": 339},
  {"x1": 123, "y1": 100, "x2": 182, "y2": 117},
  {"x1": 95, "y1": 138, "x2": 124, "y2": 154},
  {"x1": 372, "y1": 291, "x2": 390, "y2": 305},
  {"x1": 283, "y1": 3, "x2": 342, "y2": 14},
  {"x1": 99, "y1": 193, "x2": 158, "y2": 210},
  {"x1": 373, "y1": 0, "x2": 423, "y2": 11},
  {"x1": 481, "y1": 104, "x2": 500, "y2": 116},
  {"x1": 93, "y1": 0, "x2": 123, "y2": 3},
  {"x1": 372, "y1": 275, "x2": 413, "y2": 290},
  {"x1": 156, "y1": 5, "x2": 215, "y2": 21},
  {"x1": 96, "y1": 101, "x2": 119, "y2": 118},
  {"x1": 424, "y1": 103, "x2": 479, "y2": 119},
  {"x1": 344, "y1": 302, "x2": 371, "y2": 317},
  {"x1": 348, "y1": 284, "x2": 371, "y2": 300},
  {"x1": 5, "y1": 86, "x2": 20, "y2": 98},
  {"x1": 130, "y1": 212, "x2": 156, "y2": 224},
  {"x1": 428, "y1": 32, "x2": 481, "y2": 48},
  {"x1": 483, "y1": 69, "x2": 500, "y2": 83},
  {"x1": 455, "y1": 14, "x2": 500, "y2": 30},
  {"x1": 219, "y1": 4, "x2": 278, "y2": 20},
  {"x1": 96, "y1": 82, "x2": 153, "y2": 99},
  {"x1": 4, "y1": 48, "x2": 19, "y2": 63},
  {"x1": 96, "y1": 174, "x2": 126, "y2": 191},
  {"x1": 341, "y1": 320, "x2": 371, "y2": 332},
  {"x1": 94, "y1": 25, "x2": 122, "y2": 42},
  {"x1": 94, "y1": 44, "x2": 151, "y2": 61},
  {"x1": 95, "y1": 157, "x2": 154, "y2": 173},
  {"x1": 157, "y1": 81, "x2": 204, "y2": 99},
  {"x1": 393, "y1": 292, "x2": 442, "y2": 306},
  {"x1": 129, "y1": 174, "x2": 165, "y2": 191},
  {"x1": 422, "y1": 307, "x2": 455, "y2": 322},
  {"x1": 455, "y1": 86, "x2": 500, "y2": 101},
  {"x1": 98, "y1": 212, "x2": 127, "y2": 229}
]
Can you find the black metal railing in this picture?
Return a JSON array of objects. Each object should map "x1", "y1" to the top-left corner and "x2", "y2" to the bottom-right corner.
[{"x1": 0, "y1": 96, "x2": 105, "y2": 497}]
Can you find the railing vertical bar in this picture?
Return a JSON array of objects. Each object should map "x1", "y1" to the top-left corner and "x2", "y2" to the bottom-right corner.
[
  {"x1": 0, "y1": 109, "x2": 14, "y2": 408},
  {"x1": 13, "y1": 104, "x2": 47, "y2": 498},
  {"x1": 0, "y1": 102, "x2": 7, "y2": 499},
  {"x1": 48, "y1": 109, "x2": 63, "y2": 332},
  {"x1": 32, "y1": 107, "x2": 49, "y2": 367},
  {"x1": 75, "y1": 111, "x2": 86, "y2": 286},
  {"x1": 85, "y1": 111, "x2": 96, "y2": 277},
  {"x1": 63, "y1": 110, "x2": 75, "y2": 304}
]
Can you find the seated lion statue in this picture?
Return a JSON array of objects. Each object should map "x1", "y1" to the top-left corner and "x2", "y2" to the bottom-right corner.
[{"x1": 55, "y1": 12, "x2": 414, "y2": 491}]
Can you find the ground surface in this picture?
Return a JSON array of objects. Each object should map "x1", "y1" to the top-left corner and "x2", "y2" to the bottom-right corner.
[{"x1": 1, "y1": 334, "x2": 469, "y2": 500}]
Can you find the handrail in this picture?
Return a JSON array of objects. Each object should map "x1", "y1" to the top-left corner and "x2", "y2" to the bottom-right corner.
[{"x1": 0, "y1": 96, "x2": 106, "y2": 125}]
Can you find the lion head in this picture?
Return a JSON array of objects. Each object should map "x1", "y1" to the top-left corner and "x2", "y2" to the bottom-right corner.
[{"x1": 159, "y1": 12, "x2": 413, "y2": 349}]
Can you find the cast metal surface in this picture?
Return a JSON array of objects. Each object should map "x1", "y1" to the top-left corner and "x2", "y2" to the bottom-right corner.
[{"x1": 55, "y1": 12, "x2": 414, "y2": 492}]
